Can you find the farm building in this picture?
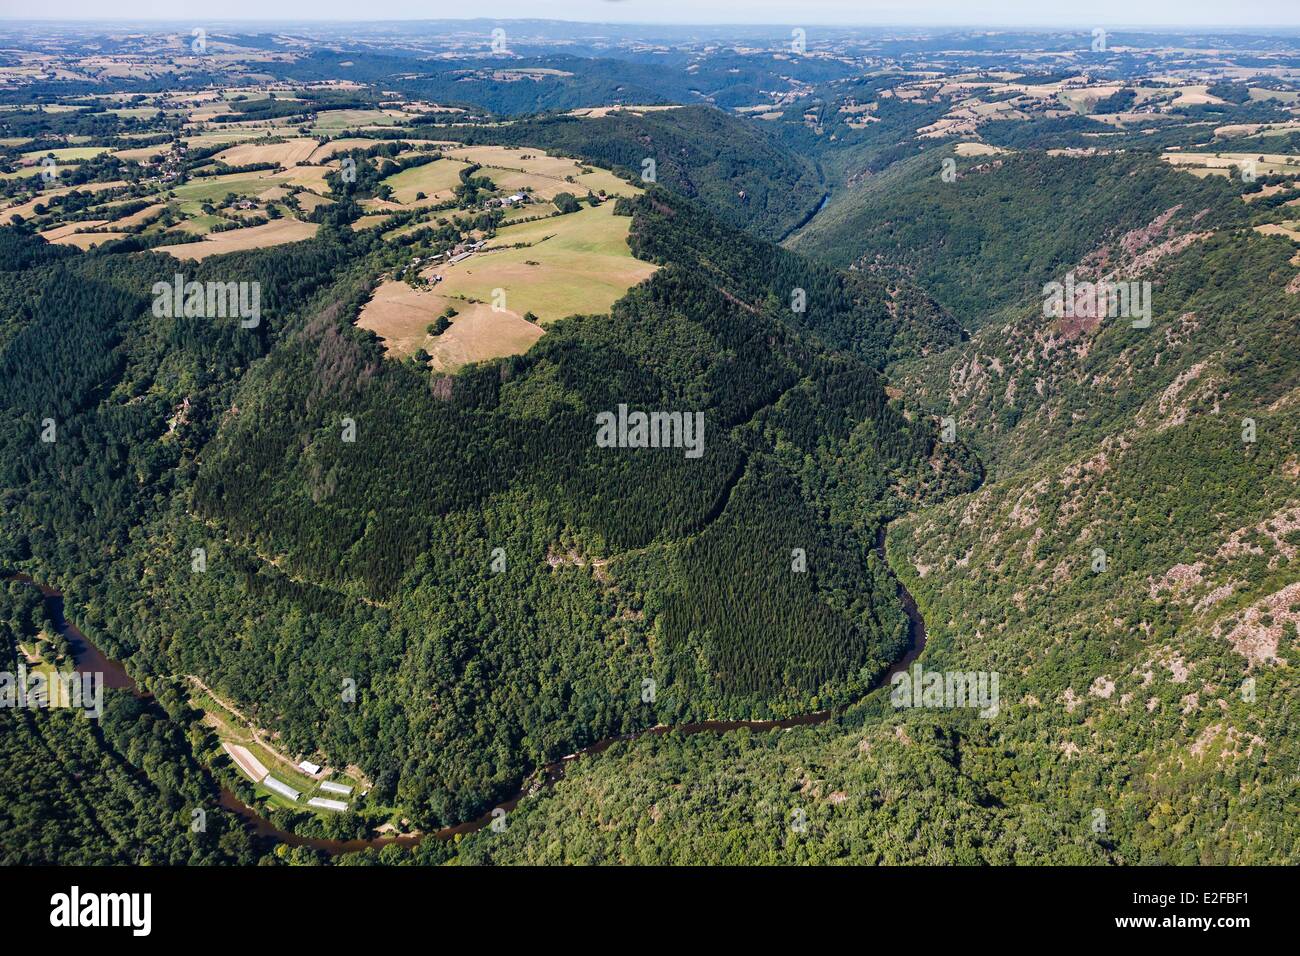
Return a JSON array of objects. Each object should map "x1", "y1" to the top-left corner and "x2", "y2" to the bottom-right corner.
[
  {"x1": 308, "y1": 797, "x2": 349, "y2": 812},
  {"x1": 319, "y1": 780, "x2": 353, "y2": 796},
  {"x1": 298, "y1": 760, "x2": 322, "y2": 775},
  {"x1": 262, "y1": 776, "x2": 300, "y2": 801}
]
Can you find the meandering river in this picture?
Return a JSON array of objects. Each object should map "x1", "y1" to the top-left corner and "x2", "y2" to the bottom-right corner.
[{"x1": 11, "y1": 526, "x2": 926, "y2": 856}]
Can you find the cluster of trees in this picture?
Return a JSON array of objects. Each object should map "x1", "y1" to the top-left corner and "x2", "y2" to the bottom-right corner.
[{"x1": 0, "y1": 677, "x2": 264, "y2": 864}]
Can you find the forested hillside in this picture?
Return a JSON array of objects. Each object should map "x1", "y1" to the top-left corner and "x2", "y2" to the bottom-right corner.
[
  {"x1": 788, "y1": 151, "x2": 1246, "y2": 325},
  {"x1": 0, "y1": 185, "x2": 972, "y2": 836},
  {"x1": 442, "y1": 168, "x2": 1300, "y2": 866},
  {"x1": 3, "y1": 21, "x2": 1296, "y2": 868}
]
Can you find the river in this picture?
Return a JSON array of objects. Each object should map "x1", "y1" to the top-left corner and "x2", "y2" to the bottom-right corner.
[{"x1": 9, "y1": 526, "x2": 926, "y2": 856}]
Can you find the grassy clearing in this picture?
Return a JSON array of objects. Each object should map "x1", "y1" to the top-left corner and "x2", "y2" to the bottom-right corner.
[
  {"x1": 424, "y1": 302, "x2": 546, "y2": 372},
  {"x1": 435, "y1": 202, "x2": 657, "y2": 325},
  {"x1": 20, "y1": 145, "x2": 110, "y2": 163},
  {"x1": 381, "y1": 157, "x2": 470, "y2": 203},
  {"x1": 312, "y1": 108, "x2": 406, "y2": 131},
  {"x1": 306, "y1": 137, "x2": 382, "y2": 163},
  {"x1": 359, "y1": 201, "x2": 655, "y2": 370},
  {"x1": 1163, "y1": 151, "x2": 1300, "y2": 176},
  {"x1": 183, "y1": 130, "x2": 268, "y2": 149},
  {"x1": 1255, "y1": 222, "x2": 1300, "y2": 242},
  {"x1": 168, "y1": 171, "x2": 281, "y2": 206},
  {"x1": 358, "y1": 281, "x2": 545, "y2": 368},
  {"x1": 442, "y1": 144, "x2": 640, "y2": 199}
]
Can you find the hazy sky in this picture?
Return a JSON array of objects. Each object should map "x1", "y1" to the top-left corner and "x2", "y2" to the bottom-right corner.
[{"x1": 11, "y1": 1, "x2": 1300, "y2": 29}]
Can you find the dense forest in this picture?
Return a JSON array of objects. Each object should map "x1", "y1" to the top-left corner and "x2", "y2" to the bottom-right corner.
[
  {"x1": 2, "y1": 26, "x2": 1296, "y2": 866},
  {"x1": 437, "y1": 173, "x2": 1300, "y2": 866},
  {"x1": 0, "y1": 179, "x2": 973, "y2": 836}
]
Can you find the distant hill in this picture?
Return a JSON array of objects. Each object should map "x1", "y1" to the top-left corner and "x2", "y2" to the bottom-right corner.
[
  {"x1": 788, "y1": 150, "x2": 1246, "y2": 326},
  {"x1": 439, "y1": 105, "x2": 827, "y2": 241}
]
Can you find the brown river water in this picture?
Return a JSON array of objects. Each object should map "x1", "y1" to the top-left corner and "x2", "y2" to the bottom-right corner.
[{"x1": 10, "y1": 529, "x2": 926, "y2": 856}]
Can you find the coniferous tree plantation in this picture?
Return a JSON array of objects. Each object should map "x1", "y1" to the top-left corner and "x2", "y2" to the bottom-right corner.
[{"x1": 1, "y1": 16, "x2": 1297, "y2": 887}]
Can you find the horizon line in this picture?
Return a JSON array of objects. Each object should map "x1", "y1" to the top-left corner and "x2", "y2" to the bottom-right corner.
[{"x1": 2, "y1": 17, "x2": 1300, "y2": 32}]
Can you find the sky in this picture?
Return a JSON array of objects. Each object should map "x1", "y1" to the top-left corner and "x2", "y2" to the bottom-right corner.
[{"x1": 9, "y1": 1, "x2": 1300, "y2": 29}]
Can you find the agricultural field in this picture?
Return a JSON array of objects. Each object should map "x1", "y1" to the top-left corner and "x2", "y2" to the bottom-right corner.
[
  {"x1": 381, "y1": 157, "x2": 471, "y2": 203},
  {"x1": 443, "y1": 144, "x2": 640, "y2": 200},
  {"x1": 468, "y1": 202, "x2": 656, "y2": 314},
  {"x1": 166, "y1": 218, "x2": 318, "y2": 259},
  {"x1": 430, "y1": 201, "x2": 657, "y2": 324},
  {"x1": 357, "y1": 280, "x2": 545, "y2": 369},
  {"x1": 357, "y1": 200, "x2": 655, "y2": 371},
  {"x1": 212, "y1": 137, "x2": 319, "y2": 167},
  {"x1": 312, "y1": 108, "x2": 413, "y2": 131},
  {"x1": 307, "y1": 137, "x2": 384, "y2": 163},
  {"x1": 20, "y1": 145, "x2": 110, "y2": 163},
  {"x1": 1162, "y1": 151, "x2": 1300, "y2": 177}
]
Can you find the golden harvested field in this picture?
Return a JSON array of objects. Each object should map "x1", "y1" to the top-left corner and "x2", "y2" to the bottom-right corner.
[
  {"x1": 1215, "y1": 120, "x2": 1300, "y2": 138},
  {"x1": 165, "y1": 219, "x2": 318, "y2": 260},
  {"x1": 1163, "y1": 151, "x2": 1300, "y2": 176},
  {"x1": 424, "y1": 303, "x2": 545, "y2": 371},
  {"x1": 109, "y1": 202, "x2": 167, "y2": 229},
  {"x1": 351, "y1": 213, "x2": 395, "y2": 232},
  {"x1": 291, "y1": 191, "x2": 334, "y2": 212},
  {"x1": 276, "y1": 165, "x2": 332, "y2": 191},
  {"x1": 213, "y1": 137, "x2": 318, "y2": 167},
  {"x1": 441, "y1": 144, "x2": 640, "y2": 198},
  {"x1": 1255, "y1": 222, "x2": 1300, "y2": 242},
  {"x1": 359, "y1": 203, "x2": 654, "y2": 369},
  {"x1": 40, "y1": 220, "x2": 108, "y2": 241},
  {"x1": 954, "y1": 142, "x2": 1007, "y2": 156},
  {"x1": 46, "y1": 232, "x2": 120, "y2": 250},
  {"x1": 111, "y1": 145, "x2": 169, "y2": 163},
  {"x1": 564, "y1": 105, "x2": 682, "y2": 118},
  {"x1": 1171, "y1": 85, "x2": 1227, "y2": 106},
  {"x1": 183, "y1": 131, "x2": 268, "y2": 149},
  {"x1": 357, "y1": 281, "x2": 544, "y2": 369},
  {"x1": 424, "y1": 202, "x2": 657, "y2": 325}
]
